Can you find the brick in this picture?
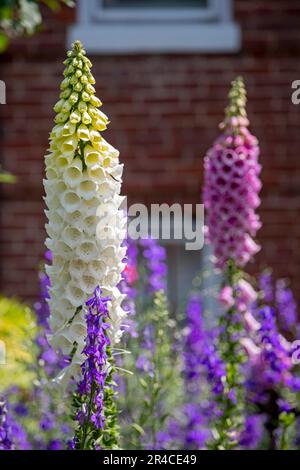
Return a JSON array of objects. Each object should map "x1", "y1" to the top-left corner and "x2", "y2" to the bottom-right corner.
[{"x1": 1, "y1": 0, "x2": 300, "y2": 303}]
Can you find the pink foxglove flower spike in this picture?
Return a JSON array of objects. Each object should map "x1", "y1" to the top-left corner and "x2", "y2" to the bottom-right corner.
[
  {"x1": 203, "y1": 77, "x2": 262, "y2": 450},
  {"x1": 203, "y1": 76, "x2": 262, "y2": 268}
]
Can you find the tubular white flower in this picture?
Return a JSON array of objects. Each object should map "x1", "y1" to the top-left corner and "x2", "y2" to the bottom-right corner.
[{"x1": 43, "y1": 41, "x2": 127, "y2": 385}]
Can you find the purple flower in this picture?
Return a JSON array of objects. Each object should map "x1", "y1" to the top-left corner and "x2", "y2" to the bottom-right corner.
[
  {"x1": 34, "y1": 253, "x2": 67, "y2": 376},
  {"x1": 178, "y1": 295, "x2": 223, "y2": 448},
  {"x1": 228, "y1": 389, "x2": 237, "y2": 405},
  {"x1": 258, "y1": 307, "x2": 291, "y2": 381},
  {"x1": 40, "y1": 414, "x2": 55, "y2": 432},
  {"x1": 7, "y1": 415, "x2": 31, "y2": 450},
  {"x1": 14, "y1": 403, "x2": 28, "y2": 417},
  {"x1": 200, "y1": 324, "x2": 226, "y2": 398},
  {"x1": 60, "y1": 424, "x2": 71, "y2": 435},
  {"x1": 0, "y1": 400, "x2": 13, "y2": 450},
  {"x1": 259, "y1": 271, "x2": 273, "y2": 303},
  {"x1": 183, "y1": 404, "x2": 210, "y2": 449},
  {"x1": 85, "y1": 285, "x2": 111, "y2": 319},
  {"x1": 184, "y1": 294, "x2": 205, "y2": 387},
  {"x1": 76, "y1": 286, "x2": 111, "y2": 432},
  {"x1": 275, "y1": 280, "x2": 298, "y2": 334},
  {"x1": 140, "y1": 238, "x2": 167, "y2": 293},
  {"x1": 246, "y1": 306, "x2": 300, "y2": 399},
  {"x1": 34, "y1": 270, "x2": 50, "y2": 329},
  {"x1": 67, "y1": 438, "x2": 76, "y2": 450},
  {"x1": 156, "y1": 419, "x2": 182, "y2": 450},
  {"x1": 136, "y1": 354, "x2": 153, "y2": 375},
  {"x1": 240, "y1": 415, "x2": 264, "y2": 449},
  {"x1": 277, "y1": 399, "x2": 293, "y2": 413},
  {"x1": 45, "y1": 250, "x2": 53, "y2": 264},
  {"x1": 41, "y1": 347, "x2": 58, "y2": 366},
  {"x1": 48, "y1": 439, "x2": 63, "y2": 450}
]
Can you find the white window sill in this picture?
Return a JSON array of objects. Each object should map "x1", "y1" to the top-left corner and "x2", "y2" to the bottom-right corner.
[{"x1": 67, "y1": 21, "x2": 241, "y2": 55}]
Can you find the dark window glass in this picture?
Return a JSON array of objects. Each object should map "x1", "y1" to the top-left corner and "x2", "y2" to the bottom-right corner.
[{"x1": 103, "y1": 0, "x2": 208, "y2": 8}]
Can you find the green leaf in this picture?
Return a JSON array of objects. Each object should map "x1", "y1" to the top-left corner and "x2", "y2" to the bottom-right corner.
[
  {"x1": 159, "y1": 413, "x2": 170, "y2": 425},
  {"x1": 279, "y1": 411, "x2": 295, "y2": 427},
  {"x1": 139, "y1": 377, "x2": 148, "y2": 389},
  {"x1": 40, "y1": 0, "x2": 61, "y2": 12},
  {"x1": 0, "y1": 169, "x2": 16, "y2": 183},
  {"x1": 0, "y1": 32, "x2": 9, "y2": 53},
  {"x1": 131, "y1": 423, "x2": 145, "y2": 436}
]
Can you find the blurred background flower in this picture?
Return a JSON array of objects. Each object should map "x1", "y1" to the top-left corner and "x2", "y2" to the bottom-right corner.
[{"x1": 0, "y1": 296, "x2": 36, "y2": 391}]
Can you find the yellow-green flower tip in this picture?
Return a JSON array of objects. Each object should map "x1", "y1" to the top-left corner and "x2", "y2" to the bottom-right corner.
[
  {"x1": 72, "y1": 40, "x2": 84, "y2": 55},
  {"x1": 226, "y1": 76, "x2": 247, "y2": 118},
  {"x1": 220, "y1": 76, "x2": 249, "y2": 132}
]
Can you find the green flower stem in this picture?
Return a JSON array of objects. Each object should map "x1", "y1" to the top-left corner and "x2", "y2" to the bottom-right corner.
[
  {"x1": 121, "y1": 291, "x2": 180, "y2": 450},
  {"x1": 211, "y1": 260, "x2": 246, "y2": 450},
  {"x1": 73, "y1": 348, "x2": 120, "y2": 450},
  {"x1": 79, "y1": 382, "x2": 95, "y2": 449},
  {"x1": 279, "y1": 411, "x2": 295, "y2": 450}
]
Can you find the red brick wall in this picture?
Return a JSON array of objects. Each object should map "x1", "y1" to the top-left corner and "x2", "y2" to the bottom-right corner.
[{"x1": 1, "y1": 0, "x2": 300, "y2": 302}]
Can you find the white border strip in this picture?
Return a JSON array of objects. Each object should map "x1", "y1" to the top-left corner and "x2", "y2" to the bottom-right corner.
[{"x1": 68, "y1": 22, "x2": 241, "y2": 54}]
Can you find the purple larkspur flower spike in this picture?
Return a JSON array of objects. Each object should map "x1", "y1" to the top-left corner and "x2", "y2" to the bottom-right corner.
[{"x1": 75, "y1": 286, "x2": 111, "y2": 435}]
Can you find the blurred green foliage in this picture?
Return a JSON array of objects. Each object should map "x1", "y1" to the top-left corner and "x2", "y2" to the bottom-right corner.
[
  {"x1": 0, "y1": 296, "x2": 37, "y2": 391},
  {"x1": 119, "y1": 291, "x2": 183, "y2": 449},
  {"x1": 0, "y1": 0, "x2": 75, "y2": 52},
  {"x1": 0, "y1": 166, "x2": 16, "y2": 183}
]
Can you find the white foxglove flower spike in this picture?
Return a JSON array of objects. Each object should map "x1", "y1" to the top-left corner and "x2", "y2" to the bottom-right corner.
[{"x1": 43, "y1": 40, "x2": 127, "y2": 387}]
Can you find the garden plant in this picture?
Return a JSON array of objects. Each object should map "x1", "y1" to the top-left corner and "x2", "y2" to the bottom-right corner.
[{"x1": 1, "y1": 41, "x2": 300, "y2": 451}]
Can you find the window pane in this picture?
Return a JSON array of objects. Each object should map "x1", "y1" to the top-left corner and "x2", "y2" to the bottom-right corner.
[
  {"x1": 166, "y1": 243, "x2": 201, "y2": 312},
  {"x1": 103, "y1": 0, "x2": 208, "y2": 8}
]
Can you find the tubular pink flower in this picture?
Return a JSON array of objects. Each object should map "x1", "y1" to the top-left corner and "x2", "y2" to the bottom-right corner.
[
  {"x1": 236, "y1": 279, "x2": 257, "y2": 312},
  {"x1": 244, "y1": 311, "x2": 260, "y2": 333},
  {"x1": 218, "y1": 286, "x2": 234, "y2": 309},
  {"x1": 203, "y1": 77, "x2": 262, "y2": 268},
  {"x1": 240, "y1": 337, "x2": 261, "y2": 361}
]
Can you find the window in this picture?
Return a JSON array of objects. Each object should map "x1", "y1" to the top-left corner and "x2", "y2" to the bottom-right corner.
[
  {"x1": 164, "y1": 240, "x2": 222, "y2": 317},
  {"x1": 68, "y1": 0, "x2": 241, "y2": 54},
  {"x1": 125, "y1": 211, "x2": 221, "y2": 313},
  {"x1": 165, "y1": 241, "x2": 203, "y2": 312},
  {"x1": 103, "y1": 1, "x2": 208, "y2": 7}
]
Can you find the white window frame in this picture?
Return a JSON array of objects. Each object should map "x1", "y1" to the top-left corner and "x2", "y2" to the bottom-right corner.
[
  {"x1": 68, "y1": 0, "x2": 241, "y2": 54},
  {"x1": 93, "y1": 0, "x2": 220, "y2": 22}
]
